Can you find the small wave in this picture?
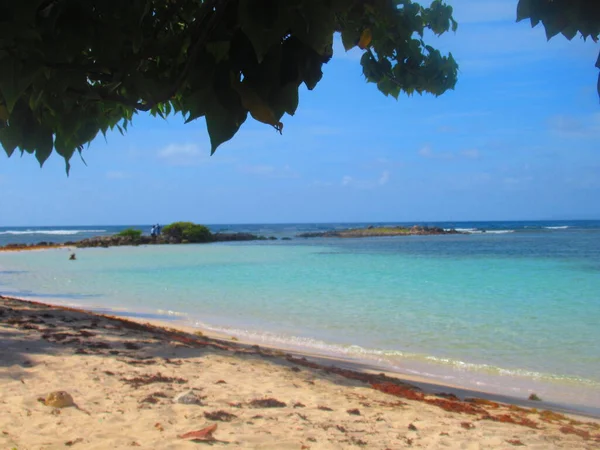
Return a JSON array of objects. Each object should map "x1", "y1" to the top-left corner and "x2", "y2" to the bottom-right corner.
[
  {"x1": 545, "y1": 226, "x2": 569, "y2": 230},
  {"x1": 453, "y1": 228, "x2": 514, "y2": 234},
  {"x1": 0, "y1": 229, "x2": 106, "y2": 236},
  {"x1": 185, "y1": 324, "x2": 599, "y2": 388},
  {"x1": 156, "y1": 309, "x2": 188, "y2": 317}
]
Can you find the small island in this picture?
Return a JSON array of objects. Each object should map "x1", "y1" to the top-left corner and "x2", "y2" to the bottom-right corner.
[
  {"x1": 297, "y1": 225, "x2": 462, "y2": 238},
  {"x1": 0, "y1": 222, "x2": 277, "y2": 251}
]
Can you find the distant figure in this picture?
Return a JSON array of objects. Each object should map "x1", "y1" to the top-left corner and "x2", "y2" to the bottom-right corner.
[
  {"x1": 69, "y1": 253, "x2": 76, "y2": 260},
  {"x1": 156, "y1": 224, "x2": 162, "y2": 235},
  {"x1": 151, "y1": 225, "x2": 157, "y2": 237}
]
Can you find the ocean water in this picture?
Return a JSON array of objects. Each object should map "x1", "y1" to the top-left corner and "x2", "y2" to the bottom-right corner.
[{"x1": 1, "y1": 221, "x2": 599, "y2": 413}]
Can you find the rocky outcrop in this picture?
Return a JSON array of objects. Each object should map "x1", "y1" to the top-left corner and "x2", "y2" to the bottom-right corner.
[
  {"x1": 74, "y1": 232, "x2": 273, "y2": 248},
  {"x1": 297, "y1": 225, "x2": 462, "y2": 238}
]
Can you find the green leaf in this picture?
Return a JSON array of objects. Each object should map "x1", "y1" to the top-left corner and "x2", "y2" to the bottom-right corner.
[
  {"x1": 238, "y1": 0, "x2": 289, "y2": 62},
  {"x1": 341, "y1": 29, "x2": 360, "y2": 51},
  {"x1": 516, "y1": 0, "x2": 532, "y2": 22},
  {"x1": 205, "y1": 93, "x2": 247, "y2": 155},
  {"x1": 206, "y1": 41, "x2": 231, "y2": 63},
  {"x1": 273, "y1": 82, "x2": 299, "y2": 117},
  {"x1": 0, "y1": 125, "x2": 21, "y2": 157},
  {"x1": 0, "y1": 59, "x2": 36, "y2": 113},
  {"x1": 33, "y1": 128, "x2": 54, "y2": 167},
  {"x1": 54, "y1": 132, "x2": 76, "y2": 175}
]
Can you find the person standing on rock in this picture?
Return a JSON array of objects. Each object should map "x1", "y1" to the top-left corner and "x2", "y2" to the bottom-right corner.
[{"x1": 151, "y1": 225, "x2": 157, "y2": 237}]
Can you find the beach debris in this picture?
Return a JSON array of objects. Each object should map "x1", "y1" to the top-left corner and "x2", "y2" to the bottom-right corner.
[
  {"x1": 538, "y1": 409, "x2": 567, "y2": 422},
  {"x1": 528, "y1": 393, "x2": 542, "y2": 401},
  {"x1": 559, "y1": 425, "x2": 592, "y2": 440},
  {"x1": 228, "y1": 402, "x2": 243, "y2": 408},
  {"x1": 506, "y1": 439, "x2": 525, "y2": 446},
  {"x1": 86, "y1": 341, "x2": 112, "y2": 349},
  {"x1": 204, "y1": 410, "x2": 237, "y2": 422},
  {"x1": 293, "y1": 402, "x2": 306, "y2": 408},
  {"x1": 124, "y1": 342, "x2": 141, "y2": 350},
  {"x1": 174, "y1": 390, "x2": 203, "y2": 405},
  {"x1": 154, "y1": 423, "x2": 164, "y2": 432},
  {"x1": 465, "y1": 397, "x2": 500, "y2": 408},
  {"x1": 371, "y1": 382, "x2": 425, "y2": 401},
  {"x1": 178, "y1": 424, "x2": 218, "y2": 441},
  {"x1": 318, "y1": 405, "x2": 333, "y2": 411},
  {"x1": 460, "y1": 422, "x2": 475, "y2": 429},
  {"x1": 215, "y1": 379, "x2": 227, "y2": 384},
  {"x1": 249, "y1": 398, "x2": 287, "y2": 408},
  {"x1": 351, "y1": 437, "x2": 368, "y2": 446},
  {"x1": 483, "y1": 414, "x2": 539, "y2": 429},
  {"x1": 42, "y1": 391, "x2": 75, "y2": 408},
  {"x1": 435, "y1": 392, "x2": 460, "y2": 401},
  {"x1": 121, "y1": 372, "x2": 187, "y2": 388},
  {"x1": 347, "y1": 408, "x2": 361, "y2": 415},
  {"x1": 65, "y1": 437, "x2": 84, "y2": 446},
  {"x1": 140, "y1": 391, "x2": 169, "y2": 405},
  {"x1": 119, "y1": 358, "x2": 157, "y2": 366},
  {"x1": 408, "y1": 423, "x2": 418, "y2": 431}
]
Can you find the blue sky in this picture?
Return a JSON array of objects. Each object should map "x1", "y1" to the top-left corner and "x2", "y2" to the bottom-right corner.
[{"x1": 1, "y1": 0, "x2": 599, "y2": 226}]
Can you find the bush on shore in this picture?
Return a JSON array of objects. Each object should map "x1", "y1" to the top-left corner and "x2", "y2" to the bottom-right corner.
[
  {"x1": 161, "y1": 222, "x2": 213, "y2": 243},
  {"x1": 116, "y1": 228, "x2": 143, "y2": 240}
]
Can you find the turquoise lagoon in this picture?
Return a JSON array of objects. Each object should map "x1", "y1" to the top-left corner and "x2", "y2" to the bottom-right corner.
[{"x1": 1, "y1": 222, "x2": 599, "y2": 414}]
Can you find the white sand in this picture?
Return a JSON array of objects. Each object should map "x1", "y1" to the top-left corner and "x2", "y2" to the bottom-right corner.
[{"x1": 1, "y1": 297, "x2": 599, "y2": 449}]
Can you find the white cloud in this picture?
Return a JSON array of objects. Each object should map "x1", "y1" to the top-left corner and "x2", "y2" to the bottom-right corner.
[
  {"x1": 503, "y1": 176, "x2": 533, "y2": 190},
  {"x1": 340, "y1": 171, "x2": 391, "y2": 189},
  {"x1": 548, "y1": 113, "x2": 600, "y2": 138},
  {"x1": 341, "y1": 175, "x2": 353, "y2": 186},
  {"x1": 418, "y1": 146, "x2": 481, "y2": 161},
  {"x1": 460, "y1": 149, "x2": 480, "y2": 159},
  {"x1": 157, "y1": 144, "x2": 205, "y2": 166},
  {"x1": 378, "y1": 170, "x2": 390, "y2": 185},
  {"x1": 418, "y1": 146, "x2": 434, "y2": 158}
]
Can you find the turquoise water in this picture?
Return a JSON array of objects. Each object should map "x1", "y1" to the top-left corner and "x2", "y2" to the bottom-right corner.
[{"x1": 1, "y1": 222, "x2": 599, "y2": 412}]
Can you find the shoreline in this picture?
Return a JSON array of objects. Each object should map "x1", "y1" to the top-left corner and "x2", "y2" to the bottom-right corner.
[
  {"x1": 3, "y1": 294, "x2": 599, "y2": 421},
  {"x1": 2, "y1": 295, "x2": 600, "y2": 449}
]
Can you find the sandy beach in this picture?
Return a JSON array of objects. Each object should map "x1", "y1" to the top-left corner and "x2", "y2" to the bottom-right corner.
[{"x1": 1, "y1": 296, "x2": 599, "y2": 449}]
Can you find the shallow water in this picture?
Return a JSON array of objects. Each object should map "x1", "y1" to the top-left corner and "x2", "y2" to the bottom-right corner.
[{"x1": 1, "y1": 221, "x2": 599, "y2": 412}]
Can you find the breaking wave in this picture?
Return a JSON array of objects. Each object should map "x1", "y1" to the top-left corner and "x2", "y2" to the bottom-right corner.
[{"x1": 0, "y1": 229, "x2": 106, "y2": 236}]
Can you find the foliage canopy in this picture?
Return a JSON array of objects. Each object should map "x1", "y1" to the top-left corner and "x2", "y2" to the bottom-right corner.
[
  {"x1": 517, "y1": 0, "x2": 600, "y2": 98},
  {"x1": 0, "y1": 0, "x2": 458, "y2": 171},
  {"x1": 1, "y1": 1, "x2": 598, "y2": 173}
]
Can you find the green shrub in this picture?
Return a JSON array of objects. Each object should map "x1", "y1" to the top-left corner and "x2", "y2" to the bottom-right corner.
[
  {"x1": 117, "y1": 228, "x2": 142, "y2": 240},
  {"x1": 162, "y1": 222, "x2": 213, "y2": 243}
]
